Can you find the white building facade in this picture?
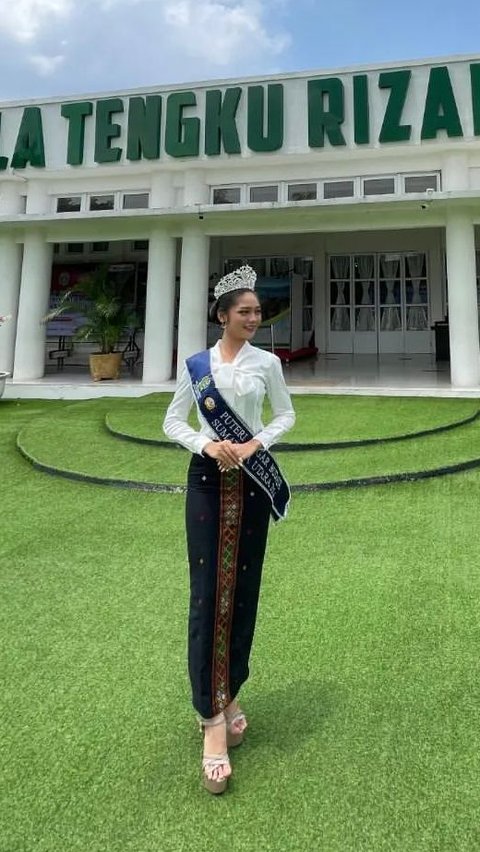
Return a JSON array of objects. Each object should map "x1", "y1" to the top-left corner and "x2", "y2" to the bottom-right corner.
[{"x1": 2, "y1": 54, "x2": 480, "y2": 387}]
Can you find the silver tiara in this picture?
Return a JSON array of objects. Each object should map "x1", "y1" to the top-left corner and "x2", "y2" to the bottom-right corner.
[{"x1": 214, "y1": 265, "x2": 257, "y2": 301}]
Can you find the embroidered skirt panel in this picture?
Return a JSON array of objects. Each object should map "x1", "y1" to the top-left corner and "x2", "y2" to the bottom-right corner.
[{"x1": 185, "y1": 454, "x2": 271, "y2": 719}]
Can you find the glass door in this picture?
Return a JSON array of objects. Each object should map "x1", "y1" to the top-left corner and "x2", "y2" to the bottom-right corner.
[
  {"x1": 404, "y1": 252, "x2": 430, "y2": 353},
  {"x1": 328, "y1": 251, "x2": 431, "y2": 354},
  {"x1": 294, "y1": 257, "x2": 314, "y2": 347},
  {"x1": 353, "y1": 254, "x2": 376, "y2": 354},
  {"x1": 378, "y1": 253, "x2": 402, "y2": 353},
  {"x1": 329, "y1": 255, "x2": 352, "y2": 353}
]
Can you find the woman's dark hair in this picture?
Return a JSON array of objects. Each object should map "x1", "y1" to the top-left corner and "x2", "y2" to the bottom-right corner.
[{"x1": 209, "y1": 288, "x2": 259, "y2": 324}]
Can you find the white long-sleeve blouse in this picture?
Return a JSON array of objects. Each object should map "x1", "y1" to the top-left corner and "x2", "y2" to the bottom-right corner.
[{"x1": 163, "y1": 341, "x2": 296, "y2": 456}]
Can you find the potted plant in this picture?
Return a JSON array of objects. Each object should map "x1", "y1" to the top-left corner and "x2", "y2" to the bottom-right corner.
[{"x1": 43, "y1": 265, "x2": 139, "y2": 381}]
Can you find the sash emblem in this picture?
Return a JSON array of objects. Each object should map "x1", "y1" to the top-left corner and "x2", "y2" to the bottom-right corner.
[
  {"x1": 204, "y1": 397, "x2": 216, "y2": 411},
  {"x1": 195, "y1": 375, "x2": 211, "y2": 394}
]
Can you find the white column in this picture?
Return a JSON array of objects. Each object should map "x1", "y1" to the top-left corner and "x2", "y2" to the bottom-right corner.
[
  {"x1": 184, "y1": 170, "x2": 209, "y2": 207},
  {"x1": 442, "y1": 153, "x2": 469, "y2": 192},
  {"x1": 176, "y1": 228, "x2": 210, "y2": 371},
  {"x1": 150, "y1": 172, "x2": 174, "y2": 208},
  {"x1": 445, "y1": 209, "x2": 480, "y2": 387},
  {"x1": 25, "y1": 181, "x2": 49, "y2": 215},
  {"x1": 13, "y1": 231, "x2": 53, "y2": 381},
  {"x1": 142, "y1": 230, "x2": 177, "y2": 383},
  {"x1": 0, "y1": 236, "x2": 22, "y2": 373},
  {"x1": 0, "y1": 181, "x2": 24, "y2": 215}
]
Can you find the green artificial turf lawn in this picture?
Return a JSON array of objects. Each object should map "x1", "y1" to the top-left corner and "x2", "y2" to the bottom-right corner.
[
  {"x1": 18, "y1": 399, "x2": 190, "y2": 485},
  {"x1": 2, "y1": 398, "x2": 480, "y2": 852},
  {"x1": 17, "y1": 396, "x2": 480, "y2": 487},
  {"x1": 106, "y1": 393, "x2": 479, "y2": 445}
]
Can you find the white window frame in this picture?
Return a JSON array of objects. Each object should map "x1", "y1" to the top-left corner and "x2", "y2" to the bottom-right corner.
[
  {"x1": 321, "y1": 178, "x2": 357, "y2": 201},
  {"x1": 402, "y1": 172, "x2": 440, "y2": 194},
  {"x1": 362, "y1": 175, "x2": 397, "y2": 198},
  {"x1": 210, "y1": 185, "x2": 243, "y2": 205},
  {"x1": 248, "y1": 183, "x2": 280, "y2": 204},
  {"x1": 88, "y1": 192, "x2": 116, "y2": 212},
  {"x1": 286, "y1": 182, "x2": 319, "y2": 203},
  {"x1": 53, "y1": 194, "x2": 86, "y2": 214},
  {"x1": 122, "y1": 191, "x2": 150, "y2": 210}
]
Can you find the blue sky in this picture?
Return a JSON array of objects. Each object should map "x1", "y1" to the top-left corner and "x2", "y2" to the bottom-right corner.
[{"x1": 1, "y1": 0, "x2": 480, "y2": 101}]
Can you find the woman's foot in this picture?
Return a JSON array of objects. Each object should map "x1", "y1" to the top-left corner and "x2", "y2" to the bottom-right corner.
[
  {"x1": 200, "y1": 713, "x2": 232, "y2": 793},
  {"x1": 224, "y1": 700, "x2": 248, "y2": 747}
]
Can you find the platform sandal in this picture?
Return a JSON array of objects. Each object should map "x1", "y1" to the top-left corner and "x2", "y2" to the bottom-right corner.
[
  {"x1": 224, "y1": 704, "x2": 248, "y2": 748},
  {"x1": 198, "y1": 712, "x2": 231, "y2": 795}
]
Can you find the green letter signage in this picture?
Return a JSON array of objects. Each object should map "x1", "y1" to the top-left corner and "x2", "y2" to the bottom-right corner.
[
  {"x1": 247, "y1": 84, "x2": 284, "y2": 152},
  {"x1": 353, "y1": 75, "x2": 370, "y2": 145},
  {"x1": 421, "y1": 66, "x2": 463, "y2": 139},
  {"x1": 127, "y1": 96, "x2": 162, "y2": 161},
  {"x1": 11, "y1": 107, "x2": 45, "y2": 168},
  {"x1": 61, "y1": 101, "x2": 93, "y2": 166},
  {"x1": 95, "y1": 98, "x2": 124, "y2": 163},
  {"x1": 165, "y1": 92, "x2": 200, "y2": 158},
  {"x1": 205, "y1": 87, "x2": 241, "y2": 155},
  {"x1": 308, "y1": 78, "x2": 346, "y2": 147},
  {"x1": 378, "y1": 70, "x2": 412, "y2": 142},
  {"x1": 5, "y1": 62, "x2": 480, "y2": 172},
  {"x1": 471, "y1": 64, "x2": 480, "y2": 136}
]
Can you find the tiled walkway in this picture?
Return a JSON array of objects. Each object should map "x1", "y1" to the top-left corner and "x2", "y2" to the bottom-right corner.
[
  {"x1": 283, "y1": 354, "x2": 456, "y2": 395},
  {"x1": 4, "y1": 354, "x2": 479, "y2": 399}
]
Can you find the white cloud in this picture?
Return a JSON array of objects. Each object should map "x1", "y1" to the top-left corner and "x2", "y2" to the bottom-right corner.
[
  {"x1": 84, "y1": 0, "x2": 290, "y2": 66},
  {"x1": 0, "y1": 0, "x2": 73, "y2": 42},
  {"x1": 163, "y1": 0, "x2": 290, "y2": 65},
  {"x1": 28, "y1": 53, "x2": 65, "y2": 75},
  {"x1": 0, "y1": 0, "x2": 293, "y2": 98}
]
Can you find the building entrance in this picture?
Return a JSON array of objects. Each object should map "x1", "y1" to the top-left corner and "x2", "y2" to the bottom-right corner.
[
  {"x1": 328, "y1": 252, "x2": 431, "y2": 355},
  {"x1": 45, "y1": 241, "x2": 148, "y2": 373}
]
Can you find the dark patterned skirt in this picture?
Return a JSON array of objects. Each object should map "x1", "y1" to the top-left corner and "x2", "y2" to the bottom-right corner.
[{"x1": 186, "y1": 453, "x2": 271, "y2": 719}]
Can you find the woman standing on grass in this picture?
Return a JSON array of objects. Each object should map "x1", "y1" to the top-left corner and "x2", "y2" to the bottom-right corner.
[{"x1": 163, "y1": 265, "x2": 295, "y2": 794}]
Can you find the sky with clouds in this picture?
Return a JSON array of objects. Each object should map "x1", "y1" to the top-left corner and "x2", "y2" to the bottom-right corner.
[{"x1": 1, "y1": 0, "x2": 480, "y2": 102}]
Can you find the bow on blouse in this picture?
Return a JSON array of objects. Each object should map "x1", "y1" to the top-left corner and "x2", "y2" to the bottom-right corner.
[{"x1": 214, "y1": 363, "x2": 259, "y2": 396}]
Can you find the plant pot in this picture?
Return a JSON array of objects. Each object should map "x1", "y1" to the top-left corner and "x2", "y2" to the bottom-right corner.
[
  {"x1": 89, "y1": 353, "x2": 122, "y2": 381},
  {"x1": 0, "y1": 371, "x2": 10, "y2": 399}
]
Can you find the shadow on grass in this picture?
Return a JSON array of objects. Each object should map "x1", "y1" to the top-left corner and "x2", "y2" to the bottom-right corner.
[{"x1": 242, "y1": 678, "x2": 337, "y2": 754}]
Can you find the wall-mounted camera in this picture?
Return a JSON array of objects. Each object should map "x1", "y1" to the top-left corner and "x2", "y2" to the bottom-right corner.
[{"x1": 420, "y1": 187, "x2": 435, "y2": 209}]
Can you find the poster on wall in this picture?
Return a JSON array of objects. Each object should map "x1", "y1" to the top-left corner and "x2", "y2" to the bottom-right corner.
[
  {"x1": 255, "y1": 275, "x2": 292, "y2": 348},
  {"x1": 47, "y1": 264, "x2": 96, "y2": 337},
  {"x1": 207, "y1": 257, "x2": 292, "y2": 349}
]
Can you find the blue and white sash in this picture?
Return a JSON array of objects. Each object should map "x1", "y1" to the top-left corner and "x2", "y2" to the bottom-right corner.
[{"x1": 186, "y1": 350, "x2": 290, "y2": 522}]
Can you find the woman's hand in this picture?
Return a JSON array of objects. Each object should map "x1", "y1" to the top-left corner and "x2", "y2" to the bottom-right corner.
[
  {"x1": 203, "y1": 440, "x2": 240, "y2": 472},
  {"x1": 231, "y1": 439, "x2": 262, "y2": 463},
  {"x1": 203, "y1": 439, "x2": 262, "y2": 472}
]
